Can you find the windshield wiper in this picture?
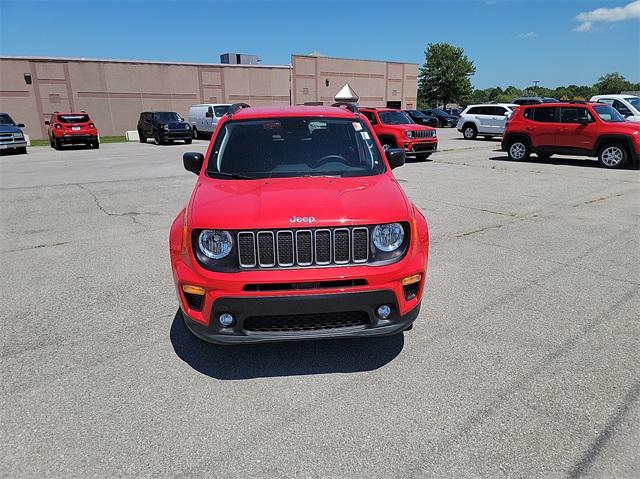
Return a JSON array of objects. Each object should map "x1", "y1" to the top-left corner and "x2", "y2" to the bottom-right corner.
[{"x1": 209, "y1": 171, "x2": 257, "y2": 180}]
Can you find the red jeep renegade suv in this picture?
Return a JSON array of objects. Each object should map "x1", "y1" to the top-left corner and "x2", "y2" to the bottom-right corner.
[
  {"x1": 502, "y1": 102, "x2": 640, "y2": 168},
  {"x1": 359, "y1": 107, "x2": 437, "y2": 160},
  {"x1": 170, "y1": 103, "x2": 429, "y2": 344},
  {"x1": 46, "y1": 112, "x2": 99, "y2": 150}
]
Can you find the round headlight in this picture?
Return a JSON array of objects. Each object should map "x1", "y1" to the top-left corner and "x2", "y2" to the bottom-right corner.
[
  {"x1": 163, "y1": 124, "x2": 170, "y2": 130},
  {"x1": 198, "y1": 230, "x2": 233, "y2": 259},
  {"x1": 406, "y1": 130, "x2": 413, "y2": 138},
  {"x1": 373, "y1": 223, "x2": 404, "y2": 252}
]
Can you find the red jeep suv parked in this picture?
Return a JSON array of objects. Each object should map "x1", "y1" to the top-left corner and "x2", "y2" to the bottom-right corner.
[
  {"x1": 170, "y1": 103, "x2": 429, "y2": 344},
  {"x1": 359, "y1": 107, "x2": 437, "y2": 160},
  {"x1": 46, "y1": 112, "x2": 99, "y2": 149},
  {"x1": 502, "y1": 102, "x2": 640, "y2": 168}
]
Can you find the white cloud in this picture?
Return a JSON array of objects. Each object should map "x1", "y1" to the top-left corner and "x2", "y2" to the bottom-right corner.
[
  {"x1": 574, "y1": 0, "x2": 640, "y2": 32},
  {"x1": 516, "y1": 31, "x2": 538, "y2": 39}
]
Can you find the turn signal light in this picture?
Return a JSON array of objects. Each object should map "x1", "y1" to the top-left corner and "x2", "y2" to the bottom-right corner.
[
  {"x1": 182, "y1": 284, "x2": 205, "y2": 295},
  {"x1": 401, "y1": 274, "x2": 422, "y2": 286}
]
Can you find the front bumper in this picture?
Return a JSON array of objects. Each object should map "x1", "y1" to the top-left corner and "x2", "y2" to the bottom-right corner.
[
  {"x1": 404, "y1": 139, "x2": 437, "y2": 155},
  {"x1": 0, "y1": 140, "x2": 27, "y2": 150},
  {"x1": 162, "y1": 130, "x2": 191, "y2": 140},
  {"x1": 183, "y1": 291, "x2": 421, "y2": 344}
]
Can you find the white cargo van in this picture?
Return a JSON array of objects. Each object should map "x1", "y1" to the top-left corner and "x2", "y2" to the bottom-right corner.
[{"x1": 188, "y1": 104, "x2": 230, "y2": 138}]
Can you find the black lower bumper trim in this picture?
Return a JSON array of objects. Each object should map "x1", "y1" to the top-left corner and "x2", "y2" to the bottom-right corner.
[{"x1": 182, "y1": 290, "x2": 421, "y2": 344}]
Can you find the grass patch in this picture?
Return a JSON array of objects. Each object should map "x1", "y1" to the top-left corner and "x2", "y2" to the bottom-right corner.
[{"x1": 29, "y1": 135, "x2": 128, "y2": 147}]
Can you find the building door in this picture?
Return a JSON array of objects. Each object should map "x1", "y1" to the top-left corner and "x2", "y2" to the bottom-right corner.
[{"x1": 386, "y1": 101, "x2": 401, "y2": 109}]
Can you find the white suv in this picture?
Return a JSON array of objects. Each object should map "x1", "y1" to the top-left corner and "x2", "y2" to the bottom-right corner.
[
  {"x1": 590, "y1": 95, "x2": 640, "y2": 122},
  {"x1": 457, "y1": 103, "x2": 518, "y2": 140}
]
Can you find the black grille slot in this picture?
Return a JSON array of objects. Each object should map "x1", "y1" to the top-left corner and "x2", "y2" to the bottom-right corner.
[
  {"x1": 333, "y1": 229, "x2": 350, "y2": 263},
  {"x1": 315, "y1": 230, "x2": 331, "y2": 264},
  {"x1": 352, "y1": 228, "x2": 369, "y2": 262},
  {"x1": 296, "y1": 230, "x2": 313, "y2": 265},
  {"x1": 237, "y1": 232, "x2": 256, "y2": 267},
  {"x1": 257, "y1": 232, "x2": 275, "y2": 267},
  {"x1": 243, "y1": 311, "x2": 370, "y2": 333},
  {"x1": 244, "y1": 279, "x2": 367, "y2": 291},
  {"x1": 276, "y1": 231, "x2": 294, "y2": 266}
]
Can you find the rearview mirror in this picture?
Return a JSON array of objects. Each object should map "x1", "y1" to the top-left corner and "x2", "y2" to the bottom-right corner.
[
  {"x1": 183, "y1": 152, "x2": 204, "y2": 175},
  {"x1": 385, "y1": 148, "x2": 405, "y2": 169}
]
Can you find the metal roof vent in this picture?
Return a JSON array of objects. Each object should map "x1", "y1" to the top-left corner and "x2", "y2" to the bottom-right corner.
[{"x1": 334, "y1": 83, "x2": 359, "y2": 103}]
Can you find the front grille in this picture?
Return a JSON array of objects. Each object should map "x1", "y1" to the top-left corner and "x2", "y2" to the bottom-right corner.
[
  {"x1": 410, "y1": 130, "x2": 436, "y2": 138},
  {"x1": 0, "y1": 134, "x2": 14, "y2": 143},
  {"x1": 243, "y1": 311, "x2": 370, "y2": 333},
  {"x1": 237, "y1": 227, "x2": 369, "y2": 269}
]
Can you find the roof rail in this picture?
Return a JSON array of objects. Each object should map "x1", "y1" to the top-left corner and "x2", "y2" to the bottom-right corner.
[
  {"x1": 331, "y1": 102, "x2": 359, "y2": 116},
  {"x1": 226, "y1": 103, "x2": 250, "y2": 118},
  {"x1": 566, "y1": 100, "x2": 590, "y2": 104}
]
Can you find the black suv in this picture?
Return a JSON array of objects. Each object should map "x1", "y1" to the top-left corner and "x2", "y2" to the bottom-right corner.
[
  {"x1": 404, "y1": 110, "x2": 439, "y2": 127},
  {"x1": 137, "y1": 111, "x2": 192, "y2": 145},
  {"x1": 421, "y1": 108, "x2": 458, "y2": 127}
]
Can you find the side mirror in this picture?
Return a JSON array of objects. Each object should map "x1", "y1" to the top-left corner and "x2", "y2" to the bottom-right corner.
[
  {"x1": 385, "y1": 148, "x2": 405, "y2": 169},
  {"x1": 17, "y1": 123, "x2": 25, "y2": 127},
  {"x1": 183, "y1": 152, "x2": 204, "y2": 175},
  {"x1": 44, "y1": 121, "x2": 50, "y2": 126},
  {"x1": 205, "y1": 110, "x2": 213, "y2": 118}
]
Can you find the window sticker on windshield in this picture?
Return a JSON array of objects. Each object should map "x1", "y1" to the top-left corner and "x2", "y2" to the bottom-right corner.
[
  {"x1": 360, "y1": 131, "x2": 370, "y2": 140},
  {"x1": 352, "y1": 122, "x2": 363, "y2": 131}
]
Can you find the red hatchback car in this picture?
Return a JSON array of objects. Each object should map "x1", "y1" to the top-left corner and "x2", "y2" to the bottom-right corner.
[
  {"x1": 46, "y1": 112, "x2": 99, "y2": 149},
  {"x1": 170, "y1": 103, "x2": 429, "y2": 344},
  {"x1": 502, "y1": 101, "x2": 640, "y2": 168}
]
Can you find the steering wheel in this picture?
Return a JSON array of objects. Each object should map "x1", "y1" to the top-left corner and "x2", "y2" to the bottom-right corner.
[{"x1": 312, "y1": 154, "x2": 349, "y2": 168}]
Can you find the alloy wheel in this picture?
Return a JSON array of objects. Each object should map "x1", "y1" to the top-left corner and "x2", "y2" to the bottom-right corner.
[
  {"x1": 600, "y1": 146, "x2": 624, "y2": 167},
  {"x1": 509, "y1": 142, "x2": 526, "y2": 160}
]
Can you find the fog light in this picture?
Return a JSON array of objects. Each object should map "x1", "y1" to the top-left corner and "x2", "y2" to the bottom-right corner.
[
  {"x1": 218, "y1": 313, "x2": 235, "y2": 327},
  {"x1": 376, "y1": 305, "x2": 391, "y2": 319}
]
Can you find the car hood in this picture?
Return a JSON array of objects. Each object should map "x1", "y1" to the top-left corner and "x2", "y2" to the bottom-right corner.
[
  {"x1": 188, "y1": 174, "x2": 411, "y2": 230},
  {"x1": 0, "y1": 124, "x2": 23, "y2": 134}
]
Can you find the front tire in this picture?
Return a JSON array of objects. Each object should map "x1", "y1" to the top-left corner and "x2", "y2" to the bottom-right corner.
[
  {"x1": 463, "y1": 124, "x2": 477, "y2": 140},
  {"x1": 508, "y1": 139, "x2": 530, "y2": 161},
  {"x1": 92, "y1": 140, "x2": 100, "y2": 149},
  {"x1": 192, "y1": 127, "x2": 199, "y2": 139},
  {"x1": 16, "y1": 147, "x2": 27, "y2": 155},
  {"x1": 154, "y1": 132, "x2": 163, "y2": 145},
  {"x1": 598, "y1": 144, "x2": 627, "y2": 169},
  {"x1": 184, "y1": 138, "x2": 192, "y2": 144}
]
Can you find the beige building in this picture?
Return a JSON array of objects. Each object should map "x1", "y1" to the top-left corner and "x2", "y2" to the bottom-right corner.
[
  {"x1": 0, "y1": 54, "x2": 418, "y2": 139},
  {"x1": 292, "y1": 54, "x2": 418, "y2": 109}
]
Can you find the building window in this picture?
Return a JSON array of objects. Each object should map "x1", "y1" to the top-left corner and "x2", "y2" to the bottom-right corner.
[
  {"x1": 325, "y1": 79, "x2": 329, "y2": 87},
  {"x1": 24, "y1": 73, "x2": 32, "y2": 85},
  {"x1": 303, "y1": 87, "x2": 309, "y2": 94}
]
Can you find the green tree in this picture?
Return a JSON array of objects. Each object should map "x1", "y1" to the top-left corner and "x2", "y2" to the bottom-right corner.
[
  {"x1": 418, "y1": 43, "x2": 476, "y2": 109},
  {"x1": 593, "y1": 73, "x2": 633, "y2": 94}
]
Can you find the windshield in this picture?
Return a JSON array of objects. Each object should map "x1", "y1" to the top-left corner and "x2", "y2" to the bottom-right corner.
[
  {"x1": 154, "y1": 112, "x2": 182, "y2": 123},
  {"x1": 431, "y1": 108, "x2": 448, "y2": 115},
  {"x1": 214, "y1": 106, "x2": 229, "y2": 117},
  {"x1": 58, "y1": 114, "x2": 89, "y2": 123},
  {"x1": 207, "y1": 117, "x2": 385, "y2": 179},
  {"x1": 593, "y1": 105, "x2": 625, "y2": 122},
  {"x1": 378, "y1": 111, "x2": 413, "y2": 125},
  {"x1": 0, "y1": 113, "x2": 16, "y2": 125},
  {"x1": 410, "y1": 111, "x2": 427, "y2": 118},
  {"x1": 626, "y1": 97, "x2": 640, "y2": 110}
]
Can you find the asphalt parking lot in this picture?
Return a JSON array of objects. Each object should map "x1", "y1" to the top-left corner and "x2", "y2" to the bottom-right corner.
[{"x1": 1, "y1": 128, "x2": 639, "y2": 478}]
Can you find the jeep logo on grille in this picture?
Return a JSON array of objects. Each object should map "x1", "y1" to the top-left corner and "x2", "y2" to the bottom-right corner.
[{"x1": 289, "y1": 215, "x2": 315, "y2": 224}]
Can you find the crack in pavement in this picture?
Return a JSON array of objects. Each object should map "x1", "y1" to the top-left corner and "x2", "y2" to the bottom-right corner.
[
  {"x1": 2, "y1": 241, "x2": 70, "y2": 254},
  {"x1": 76, "y1": 183, "x2": 161, "y2": 225}
]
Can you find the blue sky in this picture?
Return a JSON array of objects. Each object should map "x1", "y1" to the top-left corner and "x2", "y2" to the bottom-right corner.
[{"x1": 1, "y1": 0, "x2": 638, "y2": 89}]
